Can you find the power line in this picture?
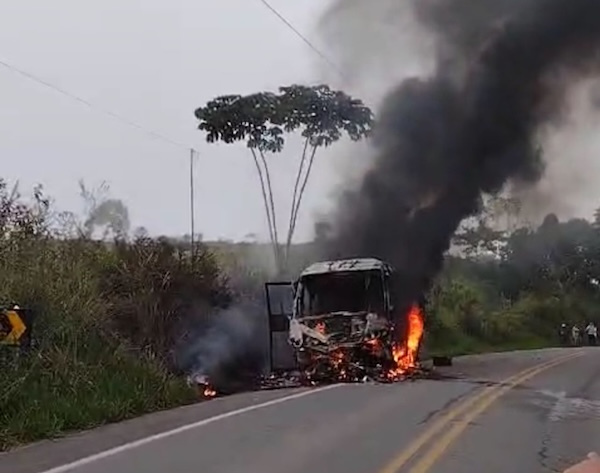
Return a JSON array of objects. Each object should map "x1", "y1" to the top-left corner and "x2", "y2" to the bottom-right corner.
[
  {"x1": 256, "y1": 0, "x2": 344, "y2": 77},
  {"x1": 0, "y1": 57, "x2": 190, "y2": 150},
  {"x1": 1, "y1": 4, "x2": 340, "y2": 150}
]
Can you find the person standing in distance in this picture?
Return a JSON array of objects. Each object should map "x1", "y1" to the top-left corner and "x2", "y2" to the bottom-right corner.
[{"x1": 585, "y1": 322, "x2": 597, "y2": 346}]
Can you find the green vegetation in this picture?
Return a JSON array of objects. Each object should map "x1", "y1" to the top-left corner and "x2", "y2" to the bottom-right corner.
[
  {"x1": 2, "y1": 176, "x2": 598, "y2": 451},
  {"x1": 427, "y1": 196, "x2": 600, "y2": 356},
  {"x1": 0, "y1": 181, "x2": 230, "y2": 450}
]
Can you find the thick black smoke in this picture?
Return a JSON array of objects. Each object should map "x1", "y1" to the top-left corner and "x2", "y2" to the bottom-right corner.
[{"x1": 323, "y1": 0, "x2": 600, "y2": 315}]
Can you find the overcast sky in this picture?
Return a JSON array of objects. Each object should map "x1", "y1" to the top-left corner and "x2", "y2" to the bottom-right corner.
[
  {"x1": 0, "y1": 0, "x2": 348, "y2": 242},
  {"x1": 4, "y1": 1, "x2": 600, "y2": 245}
]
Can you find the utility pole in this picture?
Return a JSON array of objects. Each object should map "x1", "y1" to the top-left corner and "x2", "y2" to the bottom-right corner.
[{"x1": 189, "y1": 148, "x2": 196, "y2": 262}]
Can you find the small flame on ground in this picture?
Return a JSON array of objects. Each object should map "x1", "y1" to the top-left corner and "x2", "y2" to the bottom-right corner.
[
  {"x1": 187, "y1": 374, "x2": 217, "y2": 399},
  {"x1": 203, "y1": 385, "x2": 217, "y2": 398},
  {"x1": 387, "y1": 304, "x2": 425, "y2": 380}
]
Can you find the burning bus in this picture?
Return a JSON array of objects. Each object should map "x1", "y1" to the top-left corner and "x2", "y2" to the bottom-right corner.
[{"x1": 265, "y1": 258, "x2": 425, "y2": 383}]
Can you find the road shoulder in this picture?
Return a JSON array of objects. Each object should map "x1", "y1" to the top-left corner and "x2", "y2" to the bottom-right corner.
[{"x1": 0, "y1": 387, "x2": 314, "y2": 473}]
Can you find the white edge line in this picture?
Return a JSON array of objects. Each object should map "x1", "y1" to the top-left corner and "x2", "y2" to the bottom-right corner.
[{"x1": 39, "y1": 384, "x2": 343, "y2": 473}]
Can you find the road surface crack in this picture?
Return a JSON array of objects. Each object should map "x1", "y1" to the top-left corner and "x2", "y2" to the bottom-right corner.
[{"x1": 418, "y1": 389, "x2": 478, "y2": 425}]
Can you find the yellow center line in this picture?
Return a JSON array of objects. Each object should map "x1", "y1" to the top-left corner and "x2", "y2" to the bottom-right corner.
[
  {"x1": 377, "y1": 351, "x2": 584, "y2": 473},
  {"x1": 406, "y1": 351, "x2": 585, "y2": 473}
]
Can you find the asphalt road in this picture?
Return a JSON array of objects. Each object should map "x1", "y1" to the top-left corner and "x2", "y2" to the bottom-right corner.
[{"x1": 1, "y1": 347, "x2": 598, "y2": 473}]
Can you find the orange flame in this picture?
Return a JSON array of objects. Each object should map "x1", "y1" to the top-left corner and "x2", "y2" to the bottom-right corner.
[
  {"x1": 331, "y1": 350, "x2": 345, "y2": 368},
  {"x1": 365, "y1": 337, "x2": 383, "y2": 356},
  {"x1": 388, "y1": 304, "x2": 425, "y2": 379},
  {"x1": 331, "y1": 350, "x2": 347, "y2": 380},
  {"x1": 315, "y1": 321, "x2": 326, "y2": 334},
  {"x1": 203, "y1": 385, "x2": 217, "y2": 398}
]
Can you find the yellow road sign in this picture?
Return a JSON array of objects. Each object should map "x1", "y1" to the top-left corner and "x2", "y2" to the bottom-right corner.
[{"x1": 0, "y1": 309, "x2": 27, "y2": 345}]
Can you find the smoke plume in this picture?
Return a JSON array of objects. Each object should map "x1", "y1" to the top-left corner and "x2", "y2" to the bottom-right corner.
[
  {"x1": 321, "y1": 0, "x2": 600, "y2": 313},
  {"x1": 174, "y1": 301, "x2": 268, "y2": 393}
]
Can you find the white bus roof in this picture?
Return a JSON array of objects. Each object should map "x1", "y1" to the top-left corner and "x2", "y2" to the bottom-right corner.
[{"x1": 299, "y1": 258, "x2": 393, "y2": 277}]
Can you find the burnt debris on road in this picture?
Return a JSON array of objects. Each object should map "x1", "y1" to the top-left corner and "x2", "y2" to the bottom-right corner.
[{"x1": 189, "y1": 363, "x2": 435, "y2": 400}]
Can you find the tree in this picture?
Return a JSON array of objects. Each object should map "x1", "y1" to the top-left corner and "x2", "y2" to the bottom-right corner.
[
  {"x1": 79, "y1": 180, "x2": 130, "y2": 239},
  {"x1": 195, "y1": 84, "x2": 373, "y2": 275},
  {"x1": 499, "y1": 215, "x2": 600, "y2": 298},
  {"x1": 593, "y1": 205, "x2": 600, "y2": 229},
  {"x1": 453, "y1": 197, "x2": 506, "y2": 258},
  {"x1": 486, "y1": 194, "x2": 523, "y2": 233},
  {"x1": 453, "y1": 194, "x2": 525, "y2": 258}
]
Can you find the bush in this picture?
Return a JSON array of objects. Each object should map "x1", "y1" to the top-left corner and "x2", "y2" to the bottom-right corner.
[
  {"x1": 428, "y1": 275, "x2": 560, "y2": 356},
  {"x1": 0, "y1": 182, "x2": 228, "y2": 450},
  {"x1": 100, "y1": 237, "x2": 231, "y2": 360},
  {"x1": 427, "y1": 277, "x2": 488, "y2": 353}
]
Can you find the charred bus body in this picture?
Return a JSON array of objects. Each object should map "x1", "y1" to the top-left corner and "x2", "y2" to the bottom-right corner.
[{"x1": 285, "y1": 258, "x2": 401, "y2": 380}]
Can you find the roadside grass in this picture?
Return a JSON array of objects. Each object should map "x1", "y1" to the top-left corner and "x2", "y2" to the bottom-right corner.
[
  {"x1": 0, "y1": 346, "x2": 197, "y2": 450},
  {"x1": 0, "y1": 182, "x2": 225, "y2": 451}
]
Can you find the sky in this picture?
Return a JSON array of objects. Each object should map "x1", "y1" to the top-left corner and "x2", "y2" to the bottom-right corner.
[
  {"x1": 0, "y1": 0, "x2": 346, "y2": 242},
  {"x1": 3, "y1": 1, "x2": 600, "y2": 245}
]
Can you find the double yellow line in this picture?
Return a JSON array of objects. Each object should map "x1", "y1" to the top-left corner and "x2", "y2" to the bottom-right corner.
[{"x1": 379, "y1": 350, "x2": 584, "y2": 473}]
